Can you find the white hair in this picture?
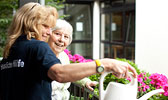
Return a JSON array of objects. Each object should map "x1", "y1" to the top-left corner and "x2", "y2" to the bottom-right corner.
[{"x1": 52, "y1": 19, "x2": 73, "y2": 44}]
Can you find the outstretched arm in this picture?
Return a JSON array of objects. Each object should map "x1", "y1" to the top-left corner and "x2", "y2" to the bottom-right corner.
[{"x1": 48, "y1": 59, "x2": 137, "y2": 83}]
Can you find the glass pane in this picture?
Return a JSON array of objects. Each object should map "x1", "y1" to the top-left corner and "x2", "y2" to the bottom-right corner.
[
  {"x1": 102, "y1": 43, "x2": 111, "y2": 58},
  {"x1": 67, "y1": 43, "x2": 92, "y2": 59},
  {"x1": 111, "y1": 12, "x2": 123, "y2": 42},
  {"x1": 104, "y1": 0, "x2": 124, "y2": 7},
  {"x1": 125, "y1": 47, "x2": 135, "y2": 61},
  {"x1": 111, "y1": 45, "x2": 123, "y2": 59},
  {"x1": 101, "y1": 14, "x2": 110, "y2": 41},
  {"x1": 102, "y1": 44, "x2": 125, "y2": 59},
  {"x1": 65, "y1": 4, "x2": 92, "y2": 40},
  {"x1": 126, "y1": 11, "x2": 135, "y2": 42},
  {"x1": 126, "y1": 0, "x2": 135, "y2": 3}
]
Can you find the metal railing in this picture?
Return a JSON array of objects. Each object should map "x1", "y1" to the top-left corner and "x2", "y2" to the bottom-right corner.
[{"x1": 68, "y1": 83, "x2": 99, "y2": 100}]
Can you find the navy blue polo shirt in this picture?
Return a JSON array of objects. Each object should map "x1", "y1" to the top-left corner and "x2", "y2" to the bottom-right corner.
[{"x1": 0, "y1": 35, "x2": 60, "y2": 100}]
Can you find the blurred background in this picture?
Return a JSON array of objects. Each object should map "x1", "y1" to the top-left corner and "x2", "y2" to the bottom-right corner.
[{"x1": 0, "y1": 0, "x2": 167, "y2": 76}]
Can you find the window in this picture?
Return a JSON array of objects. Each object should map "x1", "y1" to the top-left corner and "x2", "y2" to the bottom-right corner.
[
  {"x1": 64, "y1": 0, "x2": 135, "y2": 61},
  {"x1": 67, "y1": 43, "x2": 92, "y2": 59},
  {"x1": 65, "y1": 4, "x2": 92, "y2": 59},
  {"x1": 101, "y1": 1, "x2": 135, "y2": 61}
]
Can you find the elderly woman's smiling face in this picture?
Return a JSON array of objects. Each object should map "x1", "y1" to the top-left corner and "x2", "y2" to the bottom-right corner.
[{"x1": 48, "y1": 28, "x2": 70, "y2": 56}]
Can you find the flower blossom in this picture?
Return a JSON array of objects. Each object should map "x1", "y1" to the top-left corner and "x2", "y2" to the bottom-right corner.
[
  {"x1": 163, "y1": 83, "x2": 168, "y2": 96},
  {"x1": 149, "y1": 73, "x2": 168, "y2": 88},
  {"x1": 64, "y1": 49, "x2": 93, "y2": 63}
]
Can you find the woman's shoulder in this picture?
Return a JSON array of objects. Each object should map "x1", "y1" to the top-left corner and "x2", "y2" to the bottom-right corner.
[
  {"x1": 17, "y1": 35, "x2": 48, "y2": 47},
  {"x1": 25, "y1": 39, "x2": 52, "y2": 55},
  {"x1": 30, "y1": 38, "x2": 47, "y2": 44},
  {"x1": 28, "y1": 39, "x2": 49, "y2": 49}
]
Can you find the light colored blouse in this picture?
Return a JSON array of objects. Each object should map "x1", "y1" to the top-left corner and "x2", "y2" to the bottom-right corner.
[{"x1": 51, "y1": 52, "x2": 91, "y2": 100}]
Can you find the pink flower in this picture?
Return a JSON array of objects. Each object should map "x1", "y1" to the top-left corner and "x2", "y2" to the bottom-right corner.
[
  {"x1": 163, "y1": 84, "x2": 168, "y2": 96},
  {"x1": 150, "y1": 80, "x2": 155, "y2": 85},
  {"x1": 72, "y1": 54, "x2": 85, "y2": 63},
  {"x1": 127, "y1": 77, "x2": 131, "y2": 81},
  {"x1": 138, "y1": 82, "x2": 150, "y2": 92},
  {"x1": 64, "y1": 49, "x2": 71, "y2": 55},
  {"x1": 138, "y1": 73, "x2": 144, "y2": 78},
  {"x1": 144, "y1": 77, "x2": 147, "y2": 81},
  {"x1": 138, "y1": 73, "x2": 146, "y2": 78},
  {"x1": 138, "y1": 77, "x2": 143, "y2": 83},
  {"x1": 138, "y1": 87, "x2": 141, "y2": 92},
  {"x1": 143, "y1": 85, "x2": 150, "y2": 92},
  {"x1": 68, "y1": 54, "x2": 73, "y2": 61},
  {"x1": 64, "y1": 49, "x2": 74, "y2": 61},
  {"x1": 64, "y1": 49, "x2": 93, "y2": 63},
  {"x1": 85, "y1": 59, "x2": 93, "y2": 62},
  {"x1": 148, "y1": 73, "x2": 168, "y2": 96},
  {"x1": 149, "y1": 73, "x2": 168, "y2": 88}
]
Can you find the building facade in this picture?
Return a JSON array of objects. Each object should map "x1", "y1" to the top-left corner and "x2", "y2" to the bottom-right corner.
[{"x1": 64, "y1": 0, "x2": 135, "y2": 60}]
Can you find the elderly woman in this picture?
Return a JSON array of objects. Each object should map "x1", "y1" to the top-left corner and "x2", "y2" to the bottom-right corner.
[{"x1": 48, "y1": 19, "x2": 98, "y2": 100}]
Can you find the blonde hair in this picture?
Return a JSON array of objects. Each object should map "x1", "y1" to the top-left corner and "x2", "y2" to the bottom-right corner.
[
  {"x1": 3, "y1": 2, "x2": 58, "y2": 58},
  {"x1": 52, "y1": 19, "x2": 73, "y2": 44}
]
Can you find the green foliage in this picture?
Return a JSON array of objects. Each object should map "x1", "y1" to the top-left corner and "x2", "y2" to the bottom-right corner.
[
  {"x1": 46, "y1": 0, "x2": 65, "y2": 10},
  {"x1": 116, "y1": 58, "x2": 141, "y2": 74},
  {"x1": 70, "y1": 95, "x2": 84, "y2": 100},
  {"x1": 46, "y1": 0, "x2": 70, "y2": 18},
  {"x1": 88, "y1": 58, "x2": 168, "y2": 100},
  {"x1": 0, "y1": 0, "x2": 18, "y2": 57},
  {"x1": 88, "y1": 58, "x2": 141, "y2": 97}
]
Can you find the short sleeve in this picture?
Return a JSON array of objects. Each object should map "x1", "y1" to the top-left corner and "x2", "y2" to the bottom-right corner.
[
  {"x1": 35, "y1": 42, "x2": 61, "y2": 80},
  {"x1": 37, "y1": 42, "x2": 60, "y2": 66}
]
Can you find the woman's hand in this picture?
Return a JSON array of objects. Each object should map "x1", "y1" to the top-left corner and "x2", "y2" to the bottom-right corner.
[
  {"x1": 101, "y1": 59, "x2": 137, "y2": 79},
  {"x1": 85, "y1": 81, "x2": 98, "y2": 91}
]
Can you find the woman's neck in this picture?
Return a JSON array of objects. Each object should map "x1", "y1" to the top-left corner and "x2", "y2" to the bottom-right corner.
[{"x1": 55, "y1": 53, "x2": 59, "y2": 57}]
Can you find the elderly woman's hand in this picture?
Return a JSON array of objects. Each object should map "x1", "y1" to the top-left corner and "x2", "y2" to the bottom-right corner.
[{"x1": 85, "y1": 81, "x2": 98, "y2": 91}]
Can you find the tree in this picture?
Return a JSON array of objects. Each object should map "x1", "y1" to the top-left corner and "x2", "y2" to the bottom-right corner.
[{"x1": 0, "y1": 0, "x2": 18, "y2": 57}]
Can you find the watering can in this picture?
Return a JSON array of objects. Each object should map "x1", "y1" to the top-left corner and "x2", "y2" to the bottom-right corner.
[{"x1": 99, "y1": 72, "x2": 164, "y2": 100}]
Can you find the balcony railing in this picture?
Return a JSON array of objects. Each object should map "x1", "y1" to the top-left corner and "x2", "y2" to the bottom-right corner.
[{"x1": 69, "y1": 83, "x2": 99, "y2": 100}]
